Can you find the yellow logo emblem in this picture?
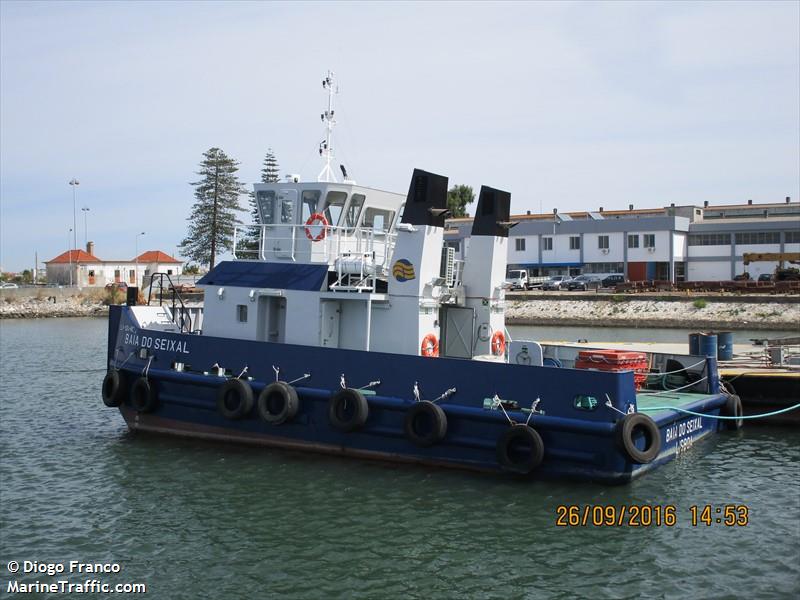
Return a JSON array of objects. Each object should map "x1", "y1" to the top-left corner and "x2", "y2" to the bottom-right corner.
[{"x1": 392, "y1": 259, "x2": 416, "y2": 282}]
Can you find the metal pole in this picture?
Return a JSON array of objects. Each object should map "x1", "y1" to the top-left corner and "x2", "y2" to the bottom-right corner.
[
  {"x1": 68, "y1": 228, "x2": 73, "y2": 287},
  {"x1": 69, "y1": 179, "x2": 79, "y2": 252},
  {"x1": 82, "y1": 207, "x2": 90, "y2": 246}
]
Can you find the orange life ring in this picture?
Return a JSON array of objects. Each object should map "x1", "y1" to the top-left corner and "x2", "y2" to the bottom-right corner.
[
  {"x1": 491, "y1": 331, "x2": 506, "y2": 356},
  {"x1": 420, "y1": 333, "x2": 439, "y2": 357},
  {"x1": 304, "y1": 212, "x2": 329, "y2": 241}
]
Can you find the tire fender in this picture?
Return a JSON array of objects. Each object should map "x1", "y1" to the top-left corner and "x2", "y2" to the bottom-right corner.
[
  {"x1": 616, "y1": 413, "x2": 661, "y2": 464},
  {"x1": 257, "y1": 381, "x2": 299, "y2": 425},
  {"x1": 216, "y1": 379, "x2": 254, "y2": 420},
  {"x1": 328, "y1": 388, "x2": 369, "y2": 432},
  {"x1": 404, "y1": 401, "x2": 447, "y2": 447}
]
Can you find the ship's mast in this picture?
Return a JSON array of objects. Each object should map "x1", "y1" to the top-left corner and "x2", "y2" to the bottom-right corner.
[{"x1": 318, "y1": 71, "x2": 338, "y2": 183}]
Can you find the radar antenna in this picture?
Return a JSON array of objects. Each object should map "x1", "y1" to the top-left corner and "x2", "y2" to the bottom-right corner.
[{"x1": 318, "y1": 71, "x2": 338, "y2": 183}]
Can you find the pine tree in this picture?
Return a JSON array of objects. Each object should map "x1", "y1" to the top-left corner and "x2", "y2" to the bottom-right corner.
[
  {"x1": 180, "y1": 148, "x2": 247, "y2": 269},
  {"x1": 261, "y1": 148, "x2": 280, "y2": 183},
  {"x1": 244, "y1": 149, "x2": 282, "y2": 252}
]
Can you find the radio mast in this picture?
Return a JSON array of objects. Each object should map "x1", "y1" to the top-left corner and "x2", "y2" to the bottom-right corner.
[{"x1": 318, "y1": 71, "x2": 338, "y2": 183}]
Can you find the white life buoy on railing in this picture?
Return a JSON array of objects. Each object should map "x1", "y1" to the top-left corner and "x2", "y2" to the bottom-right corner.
[{"x1": 304, "y1": 213, "x2": 329, "y2": 242}]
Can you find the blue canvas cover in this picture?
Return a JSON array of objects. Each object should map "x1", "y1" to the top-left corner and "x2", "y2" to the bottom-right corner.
[{"x1": 197, "y1": 261, "x2": 328, "y2": 291}]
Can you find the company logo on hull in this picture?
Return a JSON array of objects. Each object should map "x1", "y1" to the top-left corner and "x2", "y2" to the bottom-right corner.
[{"x1": 392, "y1": 259, "x2": 416, "y2": 282}]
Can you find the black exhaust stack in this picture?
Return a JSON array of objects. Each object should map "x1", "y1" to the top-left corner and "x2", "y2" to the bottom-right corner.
[
  {"x1": 471, "y1": 186, "x2": 514, "y2": 237},
  {"x1": 401, "y1": 169, "x2": 450, "y2": 227}
]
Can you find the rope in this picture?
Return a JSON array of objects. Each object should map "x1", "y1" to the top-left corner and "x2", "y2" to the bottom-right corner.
[
  {"x1": 142, "y1": 356, "x2": 153, "y2": 379},
  {"x1": 655, "y1": 359, "x2": 707, "y2": 376},
  {"x1": 357, "y1": 380, "x2": 381, "y2": 390},
  {"x1": 638, "y1": 402, "x2": 800, "y2": 420},
  {"x1": 287, "y1": 373, "x2": 311, "y2": 385},
  {"x1": 638, "y1": 376, "x2": 708, "y2": 396},
  {"x1": 431, "y1": 387, "x2": 456, "y2": 403},
  {"x1": 493, "y1": 395, "x2": 515, "y2": 426}
]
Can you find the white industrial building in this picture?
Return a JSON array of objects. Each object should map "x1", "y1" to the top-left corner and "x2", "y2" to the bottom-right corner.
[{"x1": 444, "y1": 198, "x2": 800, "y2": 282}]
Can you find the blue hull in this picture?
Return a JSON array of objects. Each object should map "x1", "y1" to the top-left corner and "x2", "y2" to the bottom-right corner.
[{"x1": 106, "y1": 306, "x2": 730, "y2": 484}]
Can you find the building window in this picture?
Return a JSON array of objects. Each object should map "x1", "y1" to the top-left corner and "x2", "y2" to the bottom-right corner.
[
  {"x1": 598, "y1": 235, "x2": 609, "y2": 249},
  {"x1": 627, "y1": 234, "x2": 639, "y2": 249},
  {"x1": 167, "y1": 269, "x2": 173, "y2": 275},
  {"x1": 643, "y1": 234, "x2": 656, "y2": 248},
  {"x1": 569, "y1": 236, "x2": 580, "y2": 250},
  {"x1": 515, "y1": 238, "x2": 526, "y2": 251},
  {"x1": 734, "y1": 232, "x2": 781, "y2": 245},
  {"x1": 542, "y1": 237, "x2": 553, "y2": 251},
  {"x1": 129, "y1": 269, "x2": 136, "y2": 283},
  {"x1": 688, "y1": 233, "x2": 732, "y2": 246},
  {"x1": 237, "y1": 305, "x2": 248, "y2": 323},
  {"x1": 114, "y1": 269, "x2": 121, "y2": 283},
  {"x1": 786, "y1": 231, "x2": 800, "y2": 244}
]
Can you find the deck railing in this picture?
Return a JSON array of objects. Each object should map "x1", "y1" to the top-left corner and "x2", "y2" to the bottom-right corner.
[
  {"x1": 232, "y1": 223, "x2": 397, "y2": 275},
  {"x1": 146, "y1": 272, "x2": 194, "y2": 333}
]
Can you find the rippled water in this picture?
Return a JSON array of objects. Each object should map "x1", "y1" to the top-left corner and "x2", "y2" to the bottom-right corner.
[{"x1": 1, "y1": 318, "x2": 798, "y2": 599}]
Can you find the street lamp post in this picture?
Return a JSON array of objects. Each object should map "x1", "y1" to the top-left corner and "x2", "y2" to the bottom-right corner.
[
  {"x1": 68, "y1": 228, "x2": 73, "y2": 287},
  {"x1": 81, "y1": 207, "x2": 90, "y2": 246},
  {"x1": 69, "y1": 179, "x2": 79, "y2": 252},
  {"x1": 135, "y1": 231, "x2": 146, "y2": 288}
]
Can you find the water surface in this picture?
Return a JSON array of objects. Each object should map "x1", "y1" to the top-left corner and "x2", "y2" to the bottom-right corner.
[{"x1": 1, "y1": 318, "x2": 798, "y2": 598}]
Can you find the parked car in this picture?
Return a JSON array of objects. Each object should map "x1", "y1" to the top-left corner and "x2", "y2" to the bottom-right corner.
[
  {"x1": 566, "y1": 274, "x2": 603, "y2": 291},
  {"x1": 0, "y1": 282, "x2": 19, "y2": 289},
  {"x1": 541, "y1": 276, "x2": 567, "y2": 291},
  {"x1": 601, "y1": 274, "x2": 625, "y2": 288},
  {"x1": 503, "y1": 269, "x2": 531, "y2": 291},
  {"x1": 757, "y1": 273, "x2": 773, "y2": 282}
]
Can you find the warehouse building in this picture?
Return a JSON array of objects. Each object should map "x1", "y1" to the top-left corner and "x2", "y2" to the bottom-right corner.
[{"x1": 443, "y1": 197, "x2": 800, "y2": 282}]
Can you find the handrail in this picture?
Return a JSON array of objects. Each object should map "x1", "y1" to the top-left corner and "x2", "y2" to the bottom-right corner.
[
  {"x1": 146, "y1": 272, "x2": 194, "y2": 333},
  {"x1": 232, "y1": 223, "x2": 398, "y2": 270}
]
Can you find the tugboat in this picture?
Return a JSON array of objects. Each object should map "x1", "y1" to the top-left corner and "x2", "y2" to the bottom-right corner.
[{"x1": 101, "y1": 74, "x2": 743, "y2": 483}]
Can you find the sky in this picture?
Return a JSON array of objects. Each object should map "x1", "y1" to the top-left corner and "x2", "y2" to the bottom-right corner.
[{"x1": 1, "y1": 0, "x2": 798, "y2": 272}]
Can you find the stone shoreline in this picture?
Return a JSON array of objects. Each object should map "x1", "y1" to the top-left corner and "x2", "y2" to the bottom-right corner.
[
  {"x1": 506, "y1": 298, "x2": 800, "y2": 331},
  {"x1": 0, "y1": 297, "x2": 109, "y2": 319},
  {"x1": 1, "y1": 295, "x2": 798, "y2": 332}
]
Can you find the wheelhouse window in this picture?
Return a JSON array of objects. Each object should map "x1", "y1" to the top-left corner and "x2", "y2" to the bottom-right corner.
[
  {"x1": 343, "y1": 193, "x2": 365, "y2": 230},
  {"x1": 362, "y1": 207, "x2": 395, "y2": 232},
  {"x1": 256, "y1": 190, "x2": 276, "y2": 224},
  {"x1": 322, "y1": 191, "x2": 348, "y2": 226},
  {"x1": 278, "y1": 194, "x2": 294, "y2": 224},
  {"x1": 301, "y1": 190, "x2": 322, "y2": 222}
]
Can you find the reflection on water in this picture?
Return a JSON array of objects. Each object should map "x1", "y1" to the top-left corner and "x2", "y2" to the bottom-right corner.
[{"x1": 1, "y1": 318, "x2": 798, "y2": 598}]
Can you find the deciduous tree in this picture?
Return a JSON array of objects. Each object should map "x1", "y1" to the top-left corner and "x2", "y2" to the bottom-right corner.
[{"x1": 447, "y1": 184, "x2": 475, "y2": 218}]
